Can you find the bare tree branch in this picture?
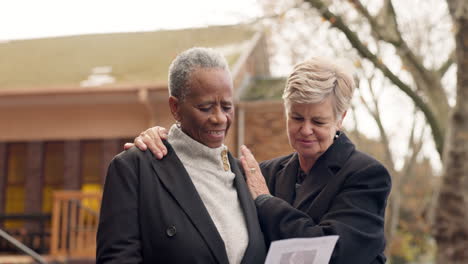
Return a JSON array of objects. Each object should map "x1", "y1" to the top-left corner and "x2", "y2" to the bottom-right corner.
[
  {"x1": 400, "y1": 111, "x2": 426, "y2": 187},
  {"x1": 305, "y1": 0, "x2": 444, "y2": 155},
  {"x1": 348, "y1": 0, "x2": 377, "y2": 31},
  {"x1": 438, "y1": 49, "x2": 456, "y2": 76},
  {"x1": 355, "y1": 76, "x2": 398, "y2": 242},
  {"x1": 367, "y1": 79, "x2": 395, "y2": 170},
  {"x1": 350, "y1": 0, "x2": 440, "y2": 96},
  {"x1": 348, "y1": 104, "x2": 362, "y2": 146},
  {"x1": 350, "y1": 0, "x2": 400, "y2": 44},
  {"x1": 248, "y1": 3, "x2": 302, "y2": 25}
]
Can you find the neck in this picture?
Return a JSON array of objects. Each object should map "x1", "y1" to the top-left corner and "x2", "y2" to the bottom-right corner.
[{"x1": 298, "y1": 154, "x2": 316, "y2": 173}]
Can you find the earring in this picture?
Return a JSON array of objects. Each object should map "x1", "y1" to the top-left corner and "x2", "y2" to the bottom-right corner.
[
  {"x1": 334, "y1": 131, "x2": 340, "y2": 139},
  {"x1": 175, "y1": 121, "x2": 181, "y2": 128}
]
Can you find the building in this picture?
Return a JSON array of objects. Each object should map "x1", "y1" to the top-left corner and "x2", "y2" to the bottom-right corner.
[{"x1": 0, "y1": 24, "x2": 292, "y2": 259}]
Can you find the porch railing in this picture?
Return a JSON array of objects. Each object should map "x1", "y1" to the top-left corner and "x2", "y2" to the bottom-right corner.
[
  {"x1": 0, "y1": 228, "x2": 47, "y2": 264},
  {"x1": 0, "y1": 213, "x2": 51, "y2": 254},
  {"x1": 50, "y1": 191, "x2": 101, "y2": 259}
]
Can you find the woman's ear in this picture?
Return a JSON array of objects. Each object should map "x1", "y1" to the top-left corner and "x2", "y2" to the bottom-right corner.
[
  {"x1": 169, "y1": 96, "x2": 181, "y2": 121},
  {"x1": 336, "y1": 111, "x2": 347, "y2": 129}
]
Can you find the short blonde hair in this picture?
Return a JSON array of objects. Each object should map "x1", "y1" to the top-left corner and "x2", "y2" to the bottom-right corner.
[{"x1": 282, "y1": 57, "x2": 355, "y2": 120}]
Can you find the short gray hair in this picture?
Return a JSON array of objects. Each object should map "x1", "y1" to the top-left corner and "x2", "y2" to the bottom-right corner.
[
  {"x1": 168, "y1": 47, "x2": 230, "y2": 100},
  {"x1": 282, "y1": 57, "x2": 355, "y2": 120}
]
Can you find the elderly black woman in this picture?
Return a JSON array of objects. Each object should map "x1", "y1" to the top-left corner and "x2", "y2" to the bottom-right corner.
[
  {"x1": 127, "y1": 57, "x2": 392, "y2": 264},
  {"x1": 97, "y1": 47, "x2": 266, "y2": 264}
]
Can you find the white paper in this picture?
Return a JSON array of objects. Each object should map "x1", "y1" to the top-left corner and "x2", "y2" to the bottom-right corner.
[{"x1": 265, "y1": 236, "x2": 339, "y2": 264}]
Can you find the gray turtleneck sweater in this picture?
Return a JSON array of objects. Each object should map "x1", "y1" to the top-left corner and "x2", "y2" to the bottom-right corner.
[{"x1": 168, "y1": 125, "x2": 249, "y2": 264}]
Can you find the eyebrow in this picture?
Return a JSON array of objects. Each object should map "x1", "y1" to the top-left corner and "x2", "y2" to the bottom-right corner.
[
  {"x1": 313, "y1": 116, "x2": 331, "y2": 120},
  {"x1": 196, "y1": 100, "x2": 233, "y2": 106}
]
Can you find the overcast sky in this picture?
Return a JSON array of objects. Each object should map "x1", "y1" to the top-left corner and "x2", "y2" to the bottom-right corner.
[{"x1": 0, "y1": 0, "x2": 262, "y2": 41}]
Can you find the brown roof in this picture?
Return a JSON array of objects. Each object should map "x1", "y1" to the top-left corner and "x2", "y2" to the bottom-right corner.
[{"x1": 0, "y1": 24, "x2": 255, "y2": 90}]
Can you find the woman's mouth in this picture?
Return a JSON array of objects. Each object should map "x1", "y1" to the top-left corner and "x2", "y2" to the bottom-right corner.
[
  {"x1": 206, "y1": 130, "x2": 225, "y2": 138},
  {"x1": 297, "y1": 138, "x2": 317, "y2": 145}
]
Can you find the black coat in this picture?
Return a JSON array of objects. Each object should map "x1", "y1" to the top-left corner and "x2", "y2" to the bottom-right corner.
[
  {"x1": 258, "y1": 133, "x2": 391, "y2": 264},
  {"x1": 97, "y1": 144, "x2": 266, "y2": 264}
]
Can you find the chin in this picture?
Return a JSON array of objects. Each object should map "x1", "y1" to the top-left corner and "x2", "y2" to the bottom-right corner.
[
  {"x1": 297, "y1": 149, "x2": 320, "y2": 159},
  {"x1": 206, "y1": 141, "x2": 224, "y2": 148}
]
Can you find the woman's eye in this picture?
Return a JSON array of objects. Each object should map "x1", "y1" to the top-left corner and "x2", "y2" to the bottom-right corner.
[
  {"x1": 292, "y1": 117, "x2": 303, "y2": 121},
  {"x1": 199, "y1": 107, "x2": 210, "y2": 112},
  {"x1": 222, "y1": 106, "x2": 232, "y2": 111}
]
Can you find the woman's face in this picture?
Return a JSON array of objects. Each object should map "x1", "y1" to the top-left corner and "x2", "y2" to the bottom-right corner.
[
  {"x1": 286, "y1": 97, "x2": 344, "y2": 162},
  {"x1": 170, "y1": 68, "x2": 234, "y2": 148}
]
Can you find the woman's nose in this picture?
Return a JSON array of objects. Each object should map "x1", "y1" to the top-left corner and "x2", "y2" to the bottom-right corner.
[
  {"x1": 300, "y1": 122, "x2": 314, "y2": 135},
  {"x1": 209, "y1": 107, "x2": 227, "y2": 124}
]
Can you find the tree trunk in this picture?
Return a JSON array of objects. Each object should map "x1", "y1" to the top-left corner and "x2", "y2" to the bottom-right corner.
[{"x1": 434, "y1": 2, "x2": 468, "y2": 262}]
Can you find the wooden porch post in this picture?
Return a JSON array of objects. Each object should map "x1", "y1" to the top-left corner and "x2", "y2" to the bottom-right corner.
[
  {"x1": 100, "y1": 139, "x2": 121, "y2": 185},
  {"x1": 25, "y1": 142, "x2": 45, "y2": 231},
  {"x1": 64, "y1": 141, "x2": 81, "y2": 190},
  {"x1": 0, "y1": 143, "x2": 6, "y2": 228}
]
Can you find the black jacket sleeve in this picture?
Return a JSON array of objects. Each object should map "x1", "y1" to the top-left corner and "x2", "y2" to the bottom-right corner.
[{"x1": 96, "y1": 153, "x2": 142, "y2": 263}]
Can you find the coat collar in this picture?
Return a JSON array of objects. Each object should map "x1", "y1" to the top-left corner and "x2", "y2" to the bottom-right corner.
[
  {"x1": 273, "y1": 152, "x2": 300, "y2": 204},
  {"x1": 276, "y1": 132, "x2": 356, "y2": 209},
  {"x1": 151, "y1": 141, "x2": 230, "y2": 264},
  {"x1": 228, "y1": 153, "x2": 264, "y2": 264}
]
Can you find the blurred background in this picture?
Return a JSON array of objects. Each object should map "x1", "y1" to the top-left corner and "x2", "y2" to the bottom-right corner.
[{"x1": 1, "y1": 0, "x2": 466, "y2": 263}]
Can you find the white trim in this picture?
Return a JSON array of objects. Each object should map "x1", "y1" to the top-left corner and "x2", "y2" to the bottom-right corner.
[{"x1": 231, "y1": 31, "x2": 262, "y2": 84}]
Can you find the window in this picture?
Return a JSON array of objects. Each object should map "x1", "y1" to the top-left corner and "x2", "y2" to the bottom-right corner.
[
  {"x1": 42, "y1": 142, "x2": 64, "y2": 213},
  {"x1": 81, "y1": 140, "x2": 103, "y2": 213},
  {"x1": 81, "y1": 140, "x2": 101, "y2": 185},
  {"x1": 5, "y1": 143, "x2": 26, "y2": 228}
]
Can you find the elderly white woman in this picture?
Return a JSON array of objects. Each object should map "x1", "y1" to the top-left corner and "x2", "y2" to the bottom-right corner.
[
  {"x1": 127, "y1": 57, "x2": 391, "y2": 264},
  {"x1": 97, "y1": 47, "x2": 266, "y2": 264}
]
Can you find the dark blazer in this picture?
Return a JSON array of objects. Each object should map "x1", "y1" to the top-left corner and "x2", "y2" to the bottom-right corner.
[
  {"x1": 97, "y1": 144, "x2": 266, "y2": 264},
  {"x1": 257, "y1": 133, "x2": 391, "y2": 264}
]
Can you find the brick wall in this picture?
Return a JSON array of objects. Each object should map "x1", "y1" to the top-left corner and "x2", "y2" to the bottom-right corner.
[{"x1": 241, "y1": 101, "x2": 293, "y2": 162}]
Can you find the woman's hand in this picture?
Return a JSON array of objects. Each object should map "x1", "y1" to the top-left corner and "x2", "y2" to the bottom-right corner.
[
  {"x1": 123, "y1": 126, "x2": 169, "y2": 159},
  {"x1": 240, "y1": 145, "x2": 270, "y2": 199}
]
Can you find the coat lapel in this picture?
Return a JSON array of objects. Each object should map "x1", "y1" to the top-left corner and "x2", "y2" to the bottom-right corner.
[
  {"x1": 274, "y1": 153, "x2": 300, "y2": 204},
  {"x1": 151, "y1": 142, "x2": 229, "y2": 264},
  {"x1": 293, "y1": 158, "x2": 333, "y2": 210},
  {"x1": 228, "y1": 154, "x2": 262, "y2": 264},
  {"x1": 293, "y1": 133, "x2": 356, "y2": 211}
]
